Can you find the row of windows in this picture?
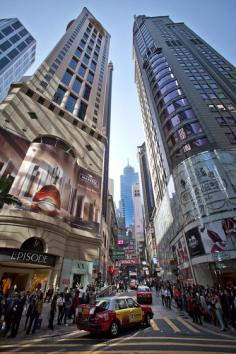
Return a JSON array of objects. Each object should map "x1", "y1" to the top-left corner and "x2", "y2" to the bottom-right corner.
[
  {"x1": 53, "y1": 86, "x2": 88, "y2": 120},
  {"x1": 167, "y1": 122, "x2": 203, "y2": 148}
]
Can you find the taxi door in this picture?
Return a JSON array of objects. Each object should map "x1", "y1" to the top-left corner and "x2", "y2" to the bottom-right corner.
[
  {"x1": 114, "y1": 299, "x2": 130, "y2": 328},
  {"x1": 126, "y1": 297, "x2": 143, "y2": 324}
]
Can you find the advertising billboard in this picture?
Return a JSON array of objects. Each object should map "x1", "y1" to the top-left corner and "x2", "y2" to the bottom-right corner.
[
  {"x1": 185, "y1": 227, "x2": 205, "y2": 258},
  {"x1": 0, "y1": 129, "x2": 101, "y2": 233}
]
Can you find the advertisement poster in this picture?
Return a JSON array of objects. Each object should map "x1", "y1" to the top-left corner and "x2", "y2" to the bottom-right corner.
[
  {"x1": 185, "y1": 227, "x2": 205, "y2": 258},
  {"x1": 172, "y1": 236, "x2": 189, "y2": 265},
  {"x1": 200, "y1": 218, "x2": 236, "y2": 254},
  {"x1": 0, "y1": 129, "x2": 101, "y2": 233}
]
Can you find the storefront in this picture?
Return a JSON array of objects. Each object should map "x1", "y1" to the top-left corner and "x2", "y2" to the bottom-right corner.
[
  {"x1": 0, "y1": 238, "x2": 57, "y2": 295},
  {"x1": 59, "y1": 258, "x2": 93, "y2": 291}
]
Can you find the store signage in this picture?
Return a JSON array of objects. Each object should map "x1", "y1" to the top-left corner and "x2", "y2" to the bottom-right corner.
[
  {"x1": 120, "y1": 258, "x2": 139, "y2": 265},
  {"x1": 0, "y1": 247, "x2": 56, "y2": 266}
]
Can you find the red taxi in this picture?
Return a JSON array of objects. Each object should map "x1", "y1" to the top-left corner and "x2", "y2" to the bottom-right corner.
[
  {"x1": 137, "y1": 286, "x2": 153, "y2": 304},
  {"x1": 77, "y1": 296, "x2": 153, "y2": 337}
]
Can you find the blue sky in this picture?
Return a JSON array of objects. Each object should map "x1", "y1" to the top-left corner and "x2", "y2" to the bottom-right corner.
[{"x1": 1, "y1": 0, "x2": 236, "y2": 204}]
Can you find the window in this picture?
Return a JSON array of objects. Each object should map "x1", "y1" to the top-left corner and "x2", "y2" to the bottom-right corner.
[
  {"x1": 116, "y1": 299, "x2": 127, "y2": 310},
  {"x1": 216, "y1": 104, "x2": 226, "y2": 111},
  {"x1": 69, "y1": 57, "x2": 78, "y2": 71},
  {"x1": 208, "y1": 93, "x2": 217, "y2": 99},
  {"x1": 65, "y1": 94, "x2": 77, "y2": 113},
  {"x1": 216, "y1": 117, "x2": 226, "y2": 125},
  {"x1": 78, "y1": 64, "x2": 86, "y2": 78},
  {"x1": 75, "y1": 47, "x2": 82, "y2": 58},
  {"x1": 87, "y1": 71, "x2": 94, "y2": 84},
  {"x1": 72, "y1": 77, "x2": 82, "y2": 94},
  {"x1": 83, "y1": 54, "x2": 90, "y2": 65},
  {"x1": 83, "y1": 84, "x2": 91, "y2": 100},
  {"x1": 194, "y1": 84, "x2": 201, "y2": 89},
  {"x1": 0, "y1": 40, "x2": 11, "y2": 51},
  {"x1": 209, "y1": 83, "x2": 217, "y2": 89},
  {"x1": 163, "y1": 89, "x2": 182, "y2": 104},
  {"x1": 77, "y1": 101, "x2": 87, "y2": 120},
  {"x1": 160, "y1": 80, "x2": 178, "y2": 95},
  {"x1": 17, "y1": 41, "x2": 27, "y2": 51},
  {"x1": 79, "y1": 39, "x2": 86, "y2": 48},
  {"x1": 9, "y1": 34, "x2": 20, "y2": 44},
  {"x1": 126, "y1": 298, "x2": 138, "y2": 308},
  {"x1": 61, "y1": 70, "x2": 73, "y2": 86},
  {"x1": 8, "y1": 48, "x2": 18, "y2": 59},
  {"x1": 226, "y1": 133, "x2": 236, "y2": 144},
  {"x1": 0, "y1": 56, "x2": 10, "y2": 70},
  {"x1": 19, "y1": 28, "x2": 28, "y2": 37},
  {"x1": 201, "y1": 93, "x2": 208, "y2": 100},
  {"x1": 208, "y1": 104, "x2": 217, "y2": 112},
  {"x1": 53, "y1": 86, "x2": 66, "y2": 104},
  {"x1": 86, "y1": 46, "x2": 92, "y2": 55},
  {"x1": 218, "y1": 93, "x2": 226, "y2": 99},
  {"x1": 12, "y1": 21, "x2": 22, "y2": 30},
  {"x1": 227, "y1": 104, "x2": 236, "y2": 111},
  {"x1": 25, "y1": 36, "x2": 34, "y2": 44},
  {"x1": 2, "y1": 26, "x2": 14, "y2": 36},
  {"x1": 90, "y1": 61, "x2": 96, "y2": 72},
  {"x1": 93, "y1": 52, "x2": 98, "y2": 61}
]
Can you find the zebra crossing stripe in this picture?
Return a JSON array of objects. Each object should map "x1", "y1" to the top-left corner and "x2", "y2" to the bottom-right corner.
[
  {"x1": 177, "y1": 317, "x2": 200, "y2": 333},
  {"x1": 150, "y1": 319, "x2": 160, "y2": 331},
  {"x1": 163, "y1": 317, "x2": 181, "y2": 332}
]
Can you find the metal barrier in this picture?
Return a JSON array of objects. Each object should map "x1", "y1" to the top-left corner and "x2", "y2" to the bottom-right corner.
[{"x1": 96, "y1": 285, "x2": 117, "y2": 298}]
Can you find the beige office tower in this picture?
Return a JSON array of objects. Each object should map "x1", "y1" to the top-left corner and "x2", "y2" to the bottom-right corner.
[
  {"x1": 133, "y1": 15, "x2": 236, "y2": 285},
  {"x1": 0, "y1": 7, "x2": 113, "y2": 293}
]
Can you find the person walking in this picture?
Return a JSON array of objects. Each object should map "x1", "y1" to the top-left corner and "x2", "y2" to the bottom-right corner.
[
  {"x1": 57, "y1": 293, "x2": 65, "y2": 325},
  {"x1": 48, "y1": 295, "x2": 57, "y2": 330},
  {"x1": 26, "y1": 292, "x2": 43, "y2": 334}
]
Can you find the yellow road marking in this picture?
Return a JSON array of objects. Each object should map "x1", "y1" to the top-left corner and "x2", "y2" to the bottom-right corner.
[
  {"x1": 58, "y1": 335, "x2": 236, "y2": 342},
  {"x1": 1, "y1": 342, "x2": 235, "y2": 349},
  {"x1": 176, "y1": 317, "x2": 200, "y2": 333},
  {"x1": 0, "y1": 351, "x2": 234, "y2": 354},
  {"x1": 163, "y1": 317, "x2": 181, "y2": 333},
  {"x1": 150, "y1": 318, "x2": 160, "y2": 331}
]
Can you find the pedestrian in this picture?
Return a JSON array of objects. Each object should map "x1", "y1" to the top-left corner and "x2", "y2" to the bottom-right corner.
[
  {"x1": 57, "y1": 293, "x2": 65, "y2": 325},
  {"x1": 48, "y1": 295, "x2": 57, "y2": 330},
  {"x1": 26, "y1": 292, "x2": 43, "y2": 334},
  {"x1": 10, "y1": 292, "x2": 26, "y2": 338},
  {"x1": 64, "y1": 291, "x2": 72, "y2": 325}
]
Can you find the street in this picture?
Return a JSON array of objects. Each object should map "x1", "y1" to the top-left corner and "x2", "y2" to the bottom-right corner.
[{"x1": 1, "y1": 290, "x2": 236, "y2": 354}]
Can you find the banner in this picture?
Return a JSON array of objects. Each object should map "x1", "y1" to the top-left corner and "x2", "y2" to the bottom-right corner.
[
  {"x1": 185, "y1": 227, "x2": 205, "y2": 258},
  {"x1": 0, "y1": 129, "x2": 101, "y2": 233}
]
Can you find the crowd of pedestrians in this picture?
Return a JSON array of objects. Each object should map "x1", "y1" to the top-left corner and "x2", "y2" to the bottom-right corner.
[
  {"x1": 0, "y1": 283, "x2": 97, "y2": 338},
  {"x1": 153, "y1": 279, "x2": 236, "y2": 331}
]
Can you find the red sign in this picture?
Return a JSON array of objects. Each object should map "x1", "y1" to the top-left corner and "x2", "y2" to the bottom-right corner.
[
  {"x1": 118, "y1": 240, "x2": 124, "y2": 245},
  {"x1": 120, "y1": 258, "x2": 139, "y2": 265}
]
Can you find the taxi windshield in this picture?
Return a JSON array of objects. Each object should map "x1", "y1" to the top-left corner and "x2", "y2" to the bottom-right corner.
[
  {"x1": 138, "y1": 286, "x2": 150, "y2": 292},
  {"x1": 96, "y1": 299, "x2": 111, "y2": 310}
]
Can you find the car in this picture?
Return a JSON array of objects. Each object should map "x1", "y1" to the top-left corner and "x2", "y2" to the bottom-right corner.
[
  {"x1": 76, "y1": 295, "x2": 153, "y2": 337},
  {"x1": 137, "y1": 285, "x2": 153, "y2": 304},
  {"x1": 130, "y1": 279, "x2": 138, "y2": 289}
]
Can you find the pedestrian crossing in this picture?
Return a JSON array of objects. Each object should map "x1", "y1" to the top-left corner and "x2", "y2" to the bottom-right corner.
[{"x1": 149, "y1": 316, "x2": 200, "y2": 334}]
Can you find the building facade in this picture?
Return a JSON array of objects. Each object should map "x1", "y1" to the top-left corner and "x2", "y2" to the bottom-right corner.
[
  {"x1": 132, "y1": 182, "x2": 145, "y2": 259},
  {"x1": 0, "y1": 18, "x2": 36, "y2": 103},
  {"x1": 0, "y1": 7, "x2": 112, "y2": 294},
  {"x1": 120, "y1": 164, "x2": 139, "y2": 227},
  {"x1": 133, "y1": 15, "x2": 236, "y2": 285},
  {"x1": 137, "y1": 143, "x2": 157, "y2": 274}
]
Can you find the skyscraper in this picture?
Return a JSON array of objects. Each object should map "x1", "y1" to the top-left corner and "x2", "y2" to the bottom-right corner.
[
  {"x1": 133, "y1": 15, "x2": 236, "y2": 285},
  {"x1": 0, "y1": 8, "x2": 111, "y2": 293},
  {"x1": 120, "y1": 164, "x2": 139, "y2": 227},
  {"x1": 132, "y1": 182, "x2": 145, "y2": 260},
  {"x1": 0, "y1": 18, "x2": 36, "y2": 102}
]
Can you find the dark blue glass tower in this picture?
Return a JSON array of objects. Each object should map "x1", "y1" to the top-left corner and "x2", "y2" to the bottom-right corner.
[{"x1": 120, "y1": 164, "x2": 139, "y2": 227}]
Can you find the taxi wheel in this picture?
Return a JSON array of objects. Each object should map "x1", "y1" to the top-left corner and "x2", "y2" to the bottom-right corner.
[{"x1": 109, "y1": 321, "x2": 119, "y2": 337}]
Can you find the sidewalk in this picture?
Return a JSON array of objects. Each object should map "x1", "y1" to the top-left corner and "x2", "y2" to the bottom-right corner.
[{"x1": 0, "y1": 302, "x2": 78, "y2": 343}]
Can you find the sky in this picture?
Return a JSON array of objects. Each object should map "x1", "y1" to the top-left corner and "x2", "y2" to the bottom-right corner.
[{"x1": 1, "y1": 0, "x2": 236, "y2": 204}]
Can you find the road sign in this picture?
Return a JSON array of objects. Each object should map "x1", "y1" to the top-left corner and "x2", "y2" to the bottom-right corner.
[{"x1": 111, "y1": 250, "x2": 126, "y2": 260}]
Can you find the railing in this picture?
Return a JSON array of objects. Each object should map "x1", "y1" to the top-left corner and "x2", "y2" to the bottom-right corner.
[{"x1": 96, "y1": 285, "x2": 117, "y2": 298}]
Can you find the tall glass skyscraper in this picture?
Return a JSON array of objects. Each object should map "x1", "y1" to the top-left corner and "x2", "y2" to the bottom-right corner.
[
  {"x1": 0, "y1": 18, "x2": 36, "y2": 102},
  {"x1": 120, "y1": 164, "x2": 139, "y2": 227},
  {"x1": 133, "y1": 15, "x2": 236, "y2": 285}
]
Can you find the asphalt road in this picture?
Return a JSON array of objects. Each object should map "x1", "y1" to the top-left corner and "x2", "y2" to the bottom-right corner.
[{"x1": 1, "y1": 289, "x2": 236, "y2": 354}]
